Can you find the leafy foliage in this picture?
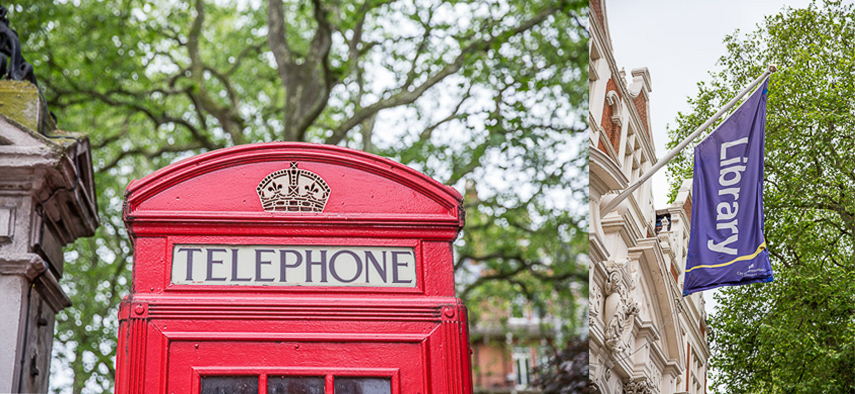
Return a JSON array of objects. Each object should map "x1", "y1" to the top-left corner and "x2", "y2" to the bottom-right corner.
[
  {"x1": 530, "y1": 336, "x2": 589, "y2": 394},
  {"x1": 10, "y1": 0, "x2": 588, "y2": 392},
  {"x1": 665, "y1": 1, "x2": 855, "y2": 392}
]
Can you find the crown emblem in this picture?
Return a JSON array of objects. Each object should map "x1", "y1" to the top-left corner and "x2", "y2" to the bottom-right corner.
[{"x1": 256, "y1": 162, "x2": 330, "y2": 212}]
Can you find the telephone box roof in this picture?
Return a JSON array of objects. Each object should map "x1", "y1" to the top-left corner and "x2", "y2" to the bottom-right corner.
[{"x1": 124, "y1": 142, "x2": 464, "y2": 230}]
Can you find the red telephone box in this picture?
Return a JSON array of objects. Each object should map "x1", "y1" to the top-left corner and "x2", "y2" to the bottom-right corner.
[{"x1": 115, "y1": 143, "x2": 473, "y2": 394}]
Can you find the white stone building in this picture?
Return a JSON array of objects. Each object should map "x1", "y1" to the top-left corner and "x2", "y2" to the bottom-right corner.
[
  {"x1": 0, "y1": 81, "x2": 98, "y2": 393},
  {"x1": 588, "y1": 1, "x2": 710, "y2": 393}
]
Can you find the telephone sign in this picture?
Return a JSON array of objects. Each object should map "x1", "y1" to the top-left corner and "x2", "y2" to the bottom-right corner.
[
  {"x1": 114, "y1": 143, "x2": 473, "y2": 393},
  {"x1": 171, "y1": 245, "x2": 417, "y2": 287}
]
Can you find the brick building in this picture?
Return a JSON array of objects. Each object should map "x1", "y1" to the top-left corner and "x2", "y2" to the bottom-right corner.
[{"x1": 469, "y1": 311, "x2": 548, "y2": 393}]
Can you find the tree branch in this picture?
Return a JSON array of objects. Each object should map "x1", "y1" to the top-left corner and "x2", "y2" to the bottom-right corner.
[
  {"x1": 267, "y1": 0, "x2": 293, "y2": 73},
  {"x1": 326, "y1": 3, "x2": 559, "y2": 145},
  {"x1": 99, "y1": 143, "x2": 206, "y2": 171},
  {"x1": 418, "y1": 84, "x2": 472, "y2": 142},
  {"x1": 186, "y1": 0, "x2": 246, "y2": 144},
  {"x1": 289, "y1": 0, "x2": 335, "y2": 140},
  {"x1": 52, "y1": 83, "x2": 219, "y2": 151},
  {"x1": 401, "y1": 6, "x2": 435, "y2": 91}
]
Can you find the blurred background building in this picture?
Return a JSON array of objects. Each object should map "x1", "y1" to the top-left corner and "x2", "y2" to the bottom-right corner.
[{"x1": 469, "y1": 299, "x2": 550, "y2": 393}]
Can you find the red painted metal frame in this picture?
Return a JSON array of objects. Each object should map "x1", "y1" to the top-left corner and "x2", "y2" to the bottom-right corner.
[
  {"x1": 115, "y1": 143, "x2": 473, "y2": 394},
  {"x1": 190, "y1": 367, "x2": 401, "y2": 394}
]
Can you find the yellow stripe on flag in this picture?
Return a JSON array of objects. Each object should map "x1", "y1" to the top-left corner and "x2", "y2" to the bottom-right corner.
[{"x1": 685, "y1": 242, "x2": 767, "y2": 273}]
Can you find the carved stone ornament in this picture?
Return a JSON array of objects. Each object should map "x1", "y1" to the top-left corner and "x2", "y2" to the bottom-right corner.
[
  {"x1": 257, "y1": 162, "x2": 330, "y2": 212},
  {"x1": 588, "y1": 363, "x2": 599, "y2": 392},
  {"x1": 604, "y1": 257, "x2": 640, "y2": 354},
  {"x1": 659, "y1": 216, "x2": 670, "y2": 231},
  {"x1": 605, "y1": 90, "x2": 623, "y2": 127},
  {"x1": 590, "y1": 283, "x2": 603, "y2": 318},
  {"x1": 651, "y1": 368, "x2": 662, "y2": 392},
  {"x1": 623, "y1": 377, "x2": 656, "y2": 394}
]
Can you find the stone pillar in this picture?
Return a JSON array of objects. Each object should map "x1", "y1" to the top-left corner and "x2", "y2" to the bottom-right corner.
[{"x1": 0, "y1": 80, "x2": 98, "y2": 393}]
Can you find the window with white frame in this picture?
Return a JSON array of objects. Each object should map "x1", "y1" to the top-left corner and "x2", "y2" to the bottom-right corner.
[{"x1": 512, "y1": 346, "x2": 532, "y2": 389}]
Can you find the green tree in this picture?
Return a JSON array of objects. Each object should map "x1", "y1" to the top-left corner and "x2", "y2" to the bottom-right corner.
[
  {"x1": 665, "y1": 1, "x2": 855, "y2": 392},
  {"x1": 10, "y1": 0, "x2": 588, "y2": 392}
]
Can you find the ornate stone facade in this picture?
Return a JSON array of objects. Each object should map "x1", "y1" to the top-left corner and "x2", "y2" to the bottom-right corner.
[
  {"x1": 603, "y1": 258, "x2": 639, "y2": 355},
  {"x1": 589, "y1": 1, "x2": 710, "y2": 394}
]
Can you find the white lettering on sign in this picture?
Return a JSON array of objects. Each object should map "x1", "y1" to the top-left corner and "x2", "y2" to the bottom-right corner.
[
  {"x1": 172, "y1": 245, "x2": 417, "y2": 287},
  {"x1": 708, "y1": 137, "x2": 748, "y2": 255}
]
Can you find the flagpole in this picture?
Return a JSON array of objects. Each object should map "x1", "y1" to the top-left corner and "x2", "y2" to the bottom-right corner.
[{"x1": 599, "y1": 64, "x2": 777, "y2": 216}]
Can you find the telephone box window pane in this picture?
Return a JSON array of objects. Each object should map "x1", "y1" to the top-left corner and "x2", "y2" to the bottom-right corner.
[
  {"x1": 200, "y1": 376, "x2": 258, "y2": 394},
  {"x1": 334, "y1": 377, "x2": 391, "y2": 394},
  {"x1": 268, "y1": 376, "x2": 325, "y2": 394}
]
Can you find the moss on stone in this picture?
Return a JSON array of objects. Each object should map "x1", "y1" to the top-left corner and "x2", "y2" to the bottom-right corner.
[{"x1": 0, "y1": 80, "x2": 56, "y2": 133}]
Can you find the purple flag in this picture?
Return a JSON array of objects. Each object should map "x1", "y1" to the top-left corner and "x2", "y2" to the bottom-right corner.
[{"x1": 683, "y1": 79, "x2": 773, "y2": 296}]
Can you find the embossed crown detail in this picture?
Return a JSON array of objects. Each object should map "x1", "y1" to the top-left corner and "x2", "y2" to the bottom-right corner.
[{"x1": 256, "y1": 162, "x2": 330, "y2": 212}]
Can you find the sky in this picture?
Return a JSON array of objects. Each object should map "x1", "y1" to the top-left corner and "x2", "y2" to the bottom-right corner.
[
  {"x1": 607, "y1": 0, "x2": 813, "y2": 211},
  {"x1": 605, "y1": 0, "x2": 815, "y2": 383}
]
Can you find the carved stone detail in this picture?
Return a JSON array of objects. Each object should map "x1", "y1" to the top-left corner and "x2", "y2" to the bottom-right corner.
[
  {"x1": 659, "y1": 216, "x2": 670, "y2": 231},
  {"x1": 590, "y1": 283, "x2": 603, "y2": 318},
  {"x1": 605, "y1": 90, "x2": 624, "y2": 127},
  {"x1": 623, "y1": 377, "x2": 656, "y2": 394},
  {"x1": 651, "y1": 368, "x2": 661, "y2": 393},
  {"x1": 603, "y1": 257, "x2": 639, "y2": 354}
]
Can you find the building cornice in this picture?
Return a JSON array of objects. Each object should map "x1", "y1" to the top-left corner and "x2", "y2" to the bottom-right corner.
[
  {"x1": 590, "y1": 10, "x2": 658, "y2": 176},
  {"x1": 590, "y1": 144, "x2": 629, "y2": 195}
]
